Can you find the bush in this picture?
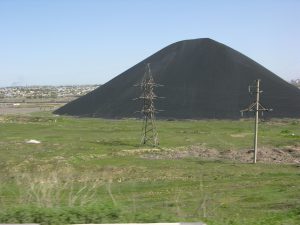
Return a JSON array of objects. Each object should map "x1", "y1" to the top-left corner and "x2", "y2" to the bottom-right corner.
[{"x1": 0, "y1": 204, "x2": 120, "y2": 225}]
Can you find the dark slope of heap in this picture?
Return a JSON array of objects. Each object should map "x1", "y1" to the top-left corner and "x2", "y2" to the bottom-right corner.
[{"x1": 54, "y1": 38, "x2": 300, "y2": 119}]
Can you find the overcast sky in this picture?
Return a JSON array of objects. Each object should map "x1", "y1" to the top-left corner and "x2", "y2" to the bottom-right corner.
[{"x1": 0, "y1": 0, "x2": 299, "y2": 87}]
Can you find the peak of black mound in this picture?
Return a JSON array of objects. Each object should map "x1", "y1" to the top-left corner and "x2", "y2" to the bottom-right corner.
[{"x1": 54, "y1": 38, "x2": 300, "y2": 119}]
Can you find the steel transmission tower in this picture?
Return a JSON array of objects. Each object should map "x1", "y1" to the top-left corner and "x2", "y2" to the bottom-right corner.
[
  {"x1": 240, "y1": 79, "x2": 272, "y2": 164},
  {"x1": 136, "y1": 63, "x2": 160, "y2": 146}
]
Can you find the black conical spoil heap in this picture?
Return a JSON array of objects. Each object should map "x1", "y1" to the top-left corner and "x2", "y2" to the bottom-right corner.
[{"x1": 54, "y1": 38, "x2": 300, "y2": 119}]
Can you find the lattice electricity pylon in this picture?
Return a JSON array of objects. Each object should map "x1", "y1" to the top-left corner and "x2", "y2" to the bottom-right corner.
[
  {"x1": 240, "y1": 79, "x2": 272, "y2": 163},
  {"x1": 135, "y1": 63, "x2": 161, "y2": 147}
]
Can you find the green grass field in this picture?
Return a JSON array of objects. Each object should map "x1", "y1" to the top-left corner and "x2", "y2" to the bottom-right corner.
[{"x1": 0, "y1": 112, "x2": 299, "y2": 224}]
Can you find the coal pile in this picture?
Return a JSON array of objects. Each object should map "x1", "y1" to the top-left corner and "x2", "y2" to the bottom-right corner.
[{"x1": 54, "y1": 38, "x2": 300, "y2": 119}]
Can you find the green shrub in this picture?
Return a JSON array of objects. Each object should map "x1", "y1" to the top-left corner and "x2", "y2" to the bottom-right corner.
[{"x1": 0, "y1": 204, "x2": 120, "y2": 225}]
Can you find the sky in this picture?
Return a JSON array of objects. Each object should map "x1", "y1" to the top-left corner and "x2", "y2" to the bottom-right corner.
[{"x1": 0, "y1": 0, "x2": 299, "y2": 87}]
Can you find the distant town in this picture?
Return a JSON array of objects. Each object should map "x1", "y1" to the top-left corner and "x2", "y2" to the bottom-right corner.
[
  {"x1": 0, "y1": 79, "x2": 299, "y2": 101},
  {"x1": 291, "y1": 79, "x2": 300, "y2": 88},
  {"x1": 0, "y1": 84, "x2": 99, "y2": 101}
]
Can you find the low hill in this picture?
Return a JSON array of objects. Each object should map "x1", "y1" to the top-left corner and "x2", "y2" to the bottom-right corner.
[{"x1": 54, "y1": 38, "x2": 300, "y2": 119}]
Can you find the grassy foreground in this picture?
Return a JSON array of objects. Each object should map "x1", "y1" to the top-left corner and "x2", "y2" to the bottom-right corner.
[{"x1": 0, "y1": 113, "x2": 299, "y2": 224}]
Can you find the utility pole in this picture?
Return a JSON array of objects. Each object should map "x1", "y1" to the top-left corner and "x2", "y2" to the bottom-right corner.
[
  {"x1": 135, "y1": 63, "x2": 161, "y2": 147},
  {"x1": 241, "y1": 79, "x2": 272, "y2": 164}
]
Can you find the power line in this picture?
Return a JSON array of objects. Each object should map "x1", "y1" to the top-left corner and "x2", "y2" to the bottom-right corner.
[
  {"x1": 135, "y1": 63, "x2": 161, "y2": 147},
  {"x1": 240, "y1": 79, "x2": 272, "y2": 164}
]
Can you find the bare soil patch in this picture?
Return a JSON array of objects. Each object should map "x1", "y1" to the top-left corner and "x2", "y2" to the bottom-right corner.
[
  {"x1": 0, "y1": 102, "x2": 62, "y2": 115},
  {"x1": 139, "y1": 145, "x2": 300, "y2": 164}
]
